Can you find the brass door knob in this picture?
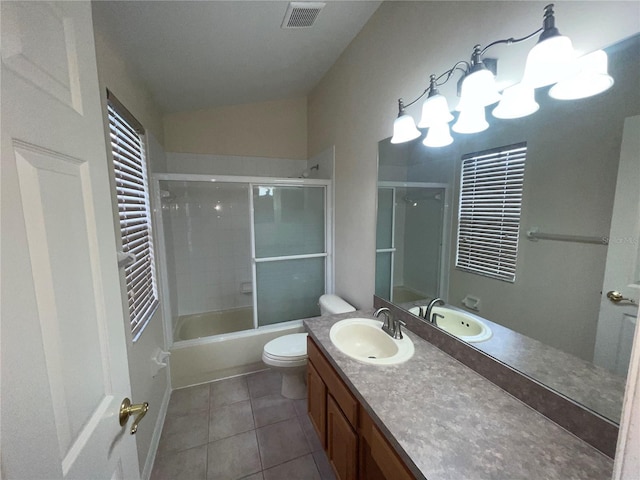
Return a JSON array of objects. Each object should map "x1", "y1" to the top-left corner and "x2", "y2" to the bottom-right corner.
[
  {"x1": 119, "y1": 398, "x2": 149, "y2": 435},
  {"x1": 606, "y1": 291, "x2": 637, "y2": 304}
]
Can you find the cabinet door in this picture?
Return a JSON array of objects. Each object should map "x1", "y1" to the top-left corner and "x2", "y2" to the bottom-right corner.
[
  {"x1": 307, "y1": 361, "x2": 327, "y2": 448},
  {"x1": 327, "y1": 395, "x2": 358, "y2": 480},
  {"x1": 359, "y1": 407, "x2": 415, "y2": 480}
]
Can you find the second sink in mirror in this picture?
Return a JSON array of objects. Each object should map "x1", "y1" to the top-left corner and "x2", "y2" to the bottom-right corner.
[{"x1": 409, "y1": 306, "x2": 492, "y2": 343}]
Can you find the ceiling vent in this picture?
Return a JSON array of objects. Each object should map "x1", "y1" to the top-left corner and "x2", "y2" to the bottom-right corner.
[{"x1": 281, "y1": 2, "x2": 326, "y2": 29}]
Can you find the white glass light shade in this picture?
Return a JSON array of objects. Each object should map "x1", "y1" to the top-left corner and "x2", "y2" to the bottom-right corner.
[
  {"x1": 390, "y1": 113, "x2": 421, "y2": 144},
  {"x1": 423, "y1": 123, "x2": 453, "y2": 147},
  {"x1": 549, "y1": 50, "x2": 614, "y2": 100},
  {"x1": 452, "y1": 104, "x2": 489, "y2": 134},
  {"x1": 522, "y1": 35, "x2": 575, "y2": 88},
  {"x1": 492, "y1": 83, "x2": 540, "y2": 119},
  {"x1": 418, "y1": 94, "x2": 454, "y2": 128},
  {"x1": 457, "y1": 69, "x2": 502, "y2": 111}
]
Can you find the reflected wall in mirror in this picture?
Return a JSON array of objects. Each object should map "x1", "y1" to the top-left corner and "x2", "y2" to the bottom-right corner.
[{"x1": 376, "y1": 34, "x2": 640, "y2": 425}]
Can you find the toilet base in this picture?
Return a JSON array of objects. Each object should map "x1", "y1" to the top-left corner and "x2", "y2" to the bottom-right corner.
[{"x1": 281, "y1": 369, "x2": 307, "y2": 399}]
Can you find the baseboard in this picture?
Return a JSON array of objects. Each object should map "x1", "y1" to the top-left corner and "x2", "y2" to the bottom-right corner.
[{"x1": 141, "y1": 381, "x2": 171, "y2": 480}]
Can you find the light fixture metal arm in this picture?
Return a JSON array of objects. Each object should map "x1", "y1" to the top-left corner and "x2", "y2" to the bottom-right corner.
[
  {"x1": 401, "y1": 60, "x2": 470, "y2": 109},
  {"x1": 434, "y1": 61, "x2": 470, "y2": 87},
  {"x1": 480, "y1": 27, "x2": 544, "y2": 56}
]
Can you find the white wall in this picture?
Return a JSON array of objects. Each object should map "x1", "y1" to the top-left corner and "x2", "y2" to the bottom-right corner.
[
  {"x1": 166, "y1": 152, "x2": 306, "y2": 178},
  {"x1": 308, "y1": 1, "x2": 640, "y2": 310},
  {"x1": 163, "y1": 96, "x2": 308, "y2": 160}
]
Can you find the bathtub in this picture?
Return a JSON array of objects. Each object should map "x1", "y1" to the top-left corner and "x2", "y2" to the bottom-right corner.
[
  {"x1": 176, "y1": 307, "x2": 254, "y2": 341},
  {"x1": 170, "y1": 316, "x2": 305, "y2": 388}
]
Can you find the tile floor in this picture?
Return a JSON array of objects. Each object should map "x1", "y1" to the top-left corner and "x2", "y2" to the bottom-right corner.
[{"x1": 151, "y1": 370, "x2": 336, "y2": 480}]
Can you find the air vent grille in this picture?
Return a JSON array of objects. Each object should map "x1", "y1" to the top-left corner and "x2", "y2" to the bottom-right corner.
[{"x1": 282, "y1": 2, "x2": 326, "y2": 29}]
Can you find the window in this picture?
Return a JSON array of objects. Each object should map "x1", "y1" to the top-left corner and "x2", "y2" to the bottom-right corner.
[
  {"x1": 455, "y1": 143, "x2": 526, "y2": 282},
  {"x1": 107, "y1": 92, "x2": 158, "y2": 340}
]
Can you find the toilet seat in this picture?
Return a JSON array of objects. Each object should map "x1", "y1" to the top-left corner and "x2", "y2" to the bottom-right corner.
[{"x1": 262, "y1": 333, "x2": 308, "y2": 368}]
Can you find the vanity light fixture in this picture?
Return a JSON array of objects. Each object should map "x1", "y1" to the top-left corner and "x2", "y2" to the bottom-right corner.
[
  {"x1": 392, "y1": 4, "x2": 615, "y2": 148},
  {"x1": 391, "y1": 99, "x2": 421, "y2": 144},
  {"x1": 492, "y1": 83, "x2": 539, "y2": 119},
  {"x1": 456, "y1": 45, "x2": 502, "y2": 112},
  {"x1": 549, "y1": 49, "x2": 614, "y2": 100},
  {"x1": 452, "y1": 103, "x2": 489, "y2": 134}
]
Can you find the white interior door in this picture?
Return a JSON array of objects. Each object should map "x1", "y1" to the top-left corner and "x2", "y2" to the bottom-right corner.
[
  {"x1": 594, "y1": 115, "x2": 640, "y2": 376},
  {"x1": 1, "y1": 2, "x2": 140, "y2": 478}
]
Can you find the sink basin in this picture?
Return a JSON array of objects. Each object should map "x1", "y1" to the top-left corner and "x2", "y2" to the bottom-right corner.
[
  {"x1": 329, "y1": 318, "x2": 414, "y2": 365},
  {"x1": 409, "y1": 306, "x2": 492, "y2": 343}
]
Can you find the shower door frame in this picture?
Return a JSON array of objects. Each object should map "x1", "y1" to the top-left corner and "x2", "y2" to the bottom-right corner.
[
  {"x1": 376, "y1": 181, "x2": 451, "y2": 303},
  {"x1": 152, "y1": 173, "x2": 333, "y2": 347}
]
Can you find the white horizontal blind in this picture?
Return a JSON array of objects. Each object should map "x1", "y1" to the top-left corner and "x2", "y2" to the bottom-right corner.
[
  {"x1": 108, "y1": 96, "x2": 158, "y2": 340},
  {"x1": 456, "y1": 143, "x2": 526, "y2": 282}
]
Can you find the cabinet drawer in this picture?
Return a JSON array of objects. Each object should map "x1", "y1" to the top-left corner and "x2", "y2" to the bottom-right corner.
[{"x1": 308, "y1": 337, "x2": 359, "y2": 426}]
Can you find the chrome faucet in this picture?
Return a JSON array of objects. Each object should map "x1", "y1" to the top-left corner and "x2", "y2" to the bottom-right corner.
[
  {"x1": 374, "y1": 307, "x2": 406, "y2": 340},
  {"x1": 424, "y1": 297, "x2": 445, "y2": 323},
  {"x1": 374, "y1": 307, "x2": 393, "y2": 336},
  {"x1": 431, "y1": 312, "x2": 444, "y2": 326}
]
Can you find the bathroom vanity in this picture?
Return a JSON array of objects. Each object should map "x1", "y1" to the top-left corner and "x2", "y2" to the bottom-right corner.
[
  {"x1": 307, "y1": 335, "x2": 414, "y2": 480},
  {"x1": 304, "y1": 311, "x2": 613, "y2": 480}
]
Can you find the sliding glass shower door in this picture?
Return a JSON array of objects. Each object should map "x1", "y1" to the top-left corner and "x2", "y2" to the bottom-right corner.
[
  {"x1": 376, "y1": 184, "x2": 447, "y2": 303},
  {"x1": 253, "y1": 185, "x2": 327, "y2": 326},
  {"x1": 154, "y1": 174, "x2": 331, "y2": 343}
]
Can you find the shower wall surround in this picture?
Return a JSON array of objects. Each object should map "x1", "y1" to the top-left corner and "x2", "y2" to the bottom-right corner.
[
  {"x1": 166, "y1": 152, "x2": 307, "y2": 178},
  {"x1": 162, "y1": 182, "x2": 252, "y2": 319}
]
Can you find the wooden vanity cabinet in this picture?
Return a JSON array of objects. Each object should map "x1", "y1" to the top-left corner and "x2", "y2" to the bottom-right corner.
[
  {"x1": 307, "y1": 337, "x2": 416, "y2": 480},
  {"x1": 327, "y1": 395, "x2": 358, "y2": 479},
  {"x1": 307, "y1": 361, "x2": 326, "y2": 449},
  {"x1": 359, "y1": 409, "x2": 415, "y2": 480},
  {"x1": 307, "y1": 336, "x2": 359, "y2": 479}
]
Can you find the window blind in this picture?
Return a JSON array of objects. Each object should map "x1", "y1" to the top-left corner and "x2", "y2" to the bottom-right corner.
[
  {"x1": 107, "y1": 95, "x2": 158, "y2": 340},
  {"x1": 455, "y1": 143, "x2": 526, "y2": 282}
]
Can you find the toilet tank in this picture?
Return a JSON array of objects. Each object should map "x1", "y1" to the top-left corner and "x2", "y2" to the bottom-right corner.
[{"x1": 319, "y1": 294, "x2": 356, "y2": 315}]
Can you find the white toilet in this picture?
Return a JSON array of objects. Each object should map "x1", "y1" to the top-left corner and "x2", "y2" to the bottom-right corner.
[{"x1": 262, "y1": 294, "x2": 356, "y2": 399}]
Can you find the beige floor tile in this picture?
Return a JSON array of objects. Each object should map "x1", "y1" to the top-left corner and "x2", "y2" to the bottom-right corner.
[
  {"x1": 312, "y1": 450, "x2": 337, "y2": 480},
  {"x1": 209, "y1": 399, "x2": 255, "y2": 442},
  {"x1": 263, "y1": 454, "x2": 321, "y2": 480},
  {"x1": 247, "y1": 370, "x2": 281, "y2": 399},
  {"x1": 299, "y1": 412, "x2": 323, "y2": 452},
  {"x1": 150, "y1": 444, "x2": 207, "y2": 480},
  {"x1": 251, "y1": 393, "x2": 297, "y2": 428},
  {"x1": 240, "y1": 473, "x2": 263, "y2": 480},
  {"x1": 207, "y1": 431, "x2": 262, "y2": 480},
  {"x1": 210, "y1": 375, "x2": 250, "y2": 408},
  {"x1": 167, "y1": 383, "x2": 210, "y2": 418},
  {"x1": 158, "y1": 409, "x2": 209, "y2": 455},
  {"x1": 256, "y1": 417, "x2": 310, "y2": 469},
  {"x1": 293, "y1": 398, "x2": 308, "y2": 417}
]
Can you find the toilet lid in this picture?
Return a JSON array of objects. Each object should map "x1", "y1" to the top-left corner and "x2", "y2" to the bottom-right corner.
[{"x1": 264, "y1": 333, "x2": 308, "y2": 358}]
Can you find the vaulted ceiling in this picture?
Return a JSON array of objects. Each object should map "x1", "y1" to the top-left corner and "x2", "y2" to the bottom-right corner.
[{"x1": 92, "y1": 1, "x2": 381, "y2": 113}]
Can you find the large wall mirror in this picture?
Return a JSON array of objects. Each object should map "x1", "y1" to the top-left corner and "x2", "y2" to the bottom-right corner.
[{"x1": 376, "y1": 34, "x2": 639, "y2": 425}]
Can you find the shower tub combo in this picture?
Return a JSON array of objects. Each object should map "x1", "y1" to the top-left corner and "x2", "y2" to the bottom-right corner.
[{"x1": 153, "y1": 173, "x2": 333, "y2": 387}]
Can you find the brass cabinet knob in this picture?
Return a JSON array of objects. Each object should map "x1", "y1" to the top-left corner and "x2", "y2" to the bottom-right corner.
[{"x1": 119, "y1": 397, "x2": 149, "y2": 435}]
